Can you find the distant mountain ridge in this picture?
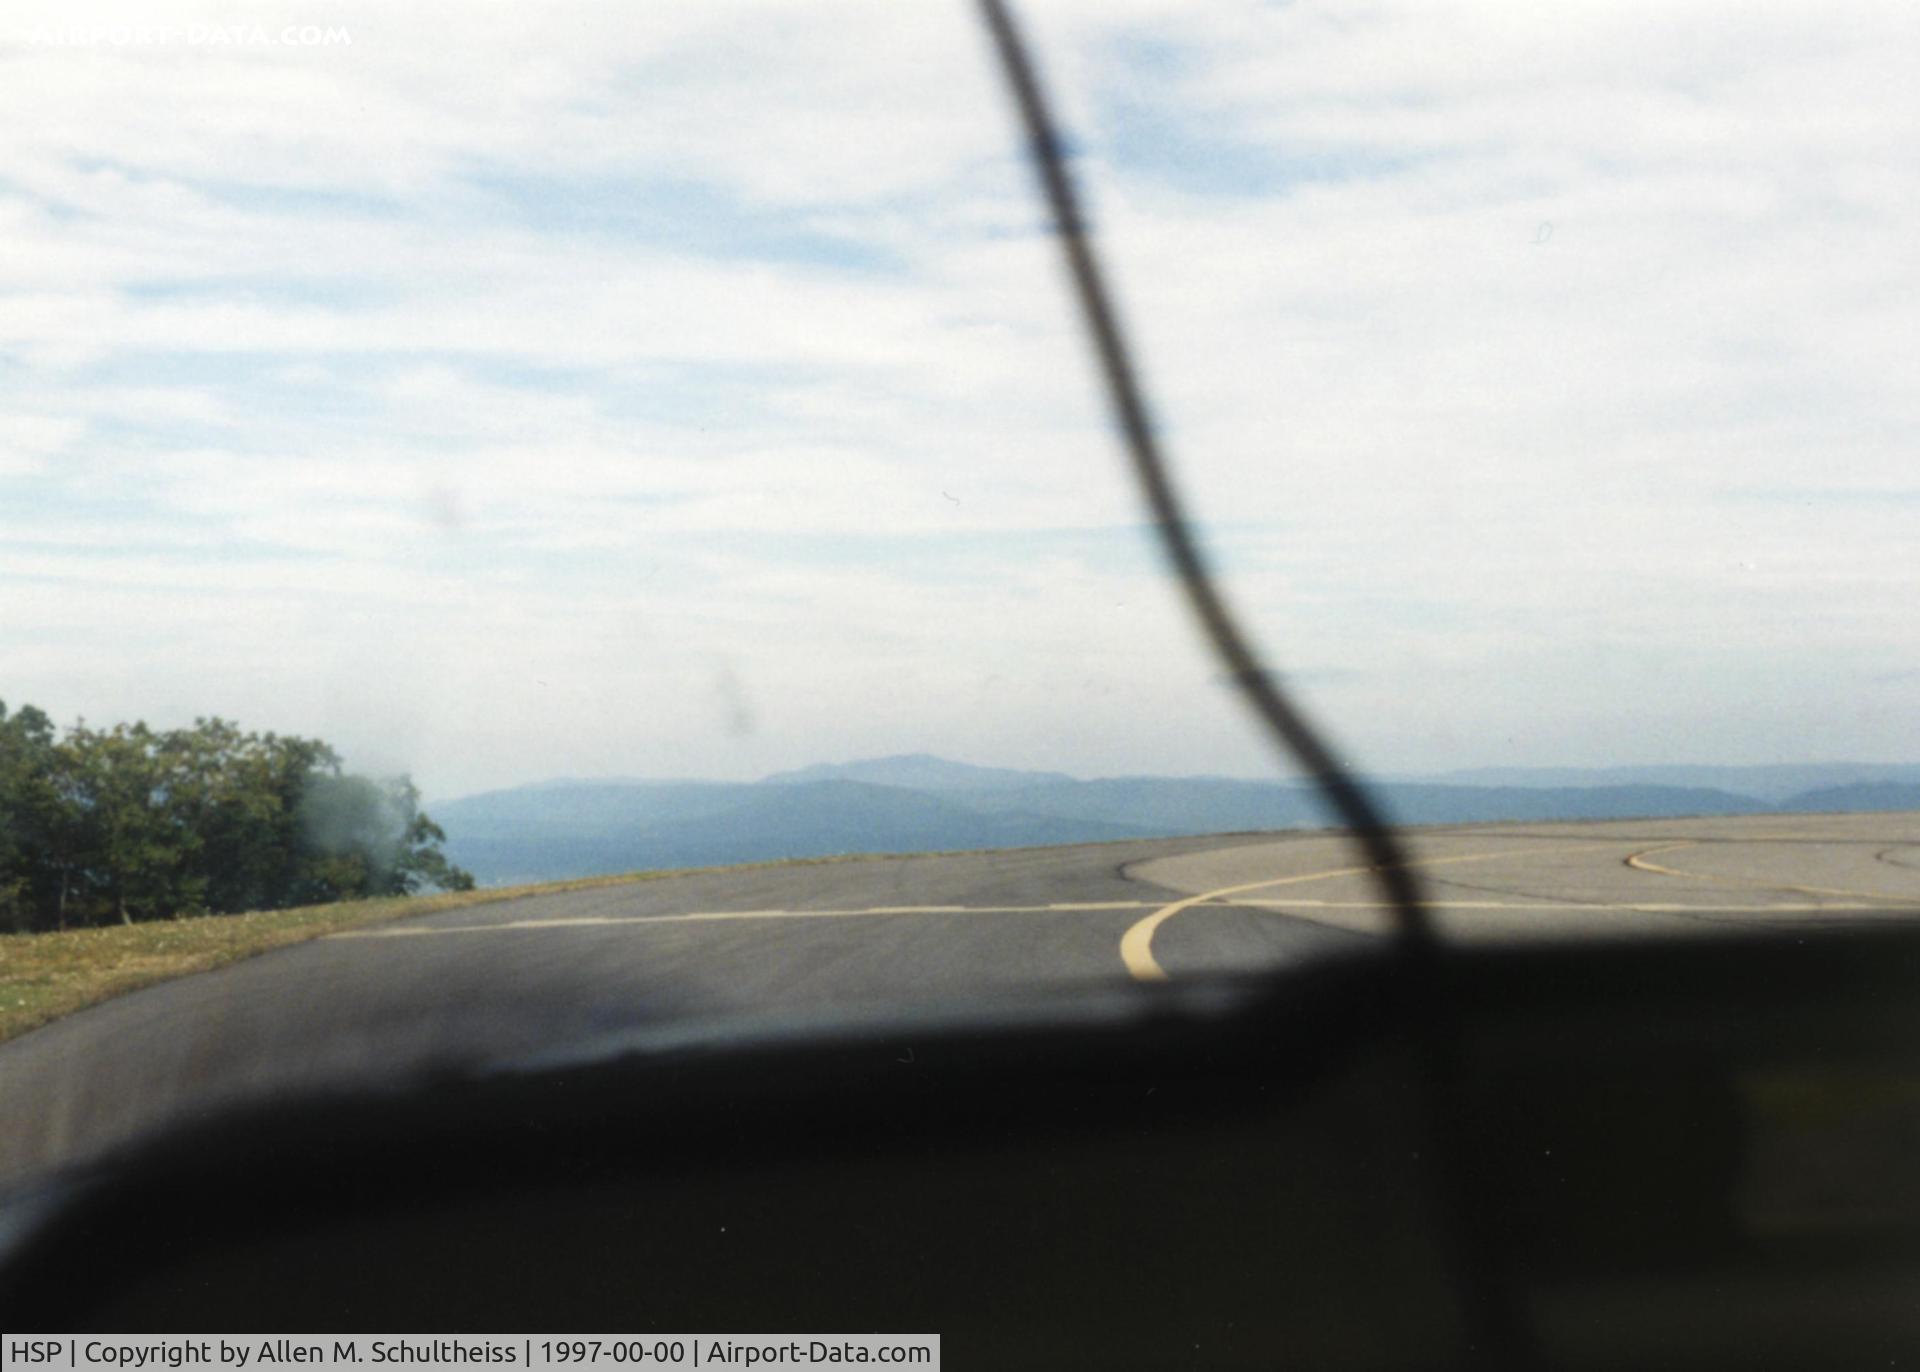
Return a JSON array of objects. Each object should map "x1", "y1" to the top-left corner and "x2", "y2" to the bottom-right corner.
[
  {"x1": 761, "y1": 754, "x2": 1077, "y2": 791},
  {"x1": 1782, "y1": 781, "x2": 1920, "y2": 814},
  {"x1": 432, "y1": 756, "x2": 1920, "y2": 887},
  {"x1": 1412, "y1": 763, "x2": 1920, "y2": 805}
]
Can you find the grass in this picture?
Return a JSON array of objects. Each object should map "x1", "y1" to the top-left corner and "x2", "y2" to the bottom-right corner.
[
  {"x1": 0, "y1": 833, "x2": 1248, "y2": 1048},
  {"x1": 0, "y1": 870, "x2": 690, "y2": 1047}
]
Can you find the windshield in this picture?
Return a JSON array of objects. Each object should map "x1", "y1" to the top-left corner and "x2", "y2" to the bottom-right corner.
[{"x1": 2, "y1": 1, "x2": 1916, "y2": 1188}]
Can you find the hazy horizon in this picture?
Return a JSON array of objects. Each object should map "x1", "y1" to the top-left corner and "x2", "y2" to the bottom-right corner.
[{"x1": 429, "y1": 751, "x2": 1920, "y2": 807}]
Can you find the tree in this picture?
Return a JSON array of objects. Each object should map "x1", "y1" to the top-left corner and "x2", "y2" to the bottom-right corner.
[
  {"x1": 0, "y1": 702, "x2": 471, "y2": 929},
  {"x1": 0, "y1": 701, "x2": 59, "y2": 930},
  {"x1": 291, "y1": 773, "x2": 474, "y2": 903},
  {"x1": 388, "y1": 779, "x2": 476, "y2": 895},
  {"x1": 59, "y1": 722, "x2": 199, "y2": 924},
  {"x1": 161, "y1": 721, "x2": 335, "y2": 916}
]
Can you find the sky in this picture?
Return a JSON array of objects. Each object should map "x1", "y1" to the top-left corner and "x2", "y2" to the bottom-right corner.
[{"x1": 1, "y1": 1, "x2": 1915, "y2": 802}]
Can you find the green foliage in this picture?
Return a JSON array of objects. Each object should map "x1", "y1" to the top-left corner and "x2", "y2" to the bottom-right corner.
[
  {"x1": 291, "y1": 773, "x2": 474, "y2": 902},
  {"x1": 0, "y1": 702, "x2": 58, "y2": 929},
  {"x1": 0, "y1": 701, "x2": 472, "y2": 931}
]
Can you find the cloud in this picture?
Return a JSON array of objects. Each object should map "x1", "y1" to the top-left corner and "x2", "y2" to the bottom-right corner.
[{"x1": 0, "y1": 1, "x2": 1913, "y2": 795}]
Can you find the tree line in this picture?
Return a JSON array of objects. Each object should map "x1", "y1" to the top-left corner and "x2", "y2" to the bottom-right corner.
[{"x1": 0, "y1": 700, "x2": 473, "y2": 932}]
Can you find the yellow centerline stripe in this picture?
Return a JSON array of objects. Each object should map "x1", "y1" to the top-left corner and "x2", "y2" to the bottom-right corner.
[
  {"x1": 324, "y1": 840, "x2": 1919, "y2": 950},
  {"x1": 1626, "y1": 841, "x2": 1914, "y2": 904},
  {"x1": 324, "y1": 892, "x2": 1901, "y2": 942},
  {"x1": 327, "y1": 900, "x2": 1166, "y2": 939},
  {"x1": 1117, "y1": 845, "x2": 1588, "y2": 982}
]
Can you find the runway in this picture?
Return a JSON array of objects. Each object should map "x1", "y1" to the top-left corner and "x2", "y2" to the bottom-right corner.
[
  {"x1": 3, "y1": 812, "x2": 1915, "y2": 1188},
  {"x1": 1127, "y1": 812, "x2": 1920, "y2": 976}
]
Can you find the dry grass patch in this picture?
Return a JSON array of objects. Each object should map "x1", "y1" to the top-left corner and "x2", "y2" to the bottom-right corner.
[{"x1": 0, "y1": 871, "x2": 682, "y2": 1046}]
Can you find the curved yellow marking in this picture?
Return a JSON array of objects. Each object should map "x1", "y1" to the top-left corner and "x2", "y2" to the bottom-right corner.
[
  {"x1": 1626, "y1": 841, "x2": 1912, "y2": 904},
  {"x1": 1623, "y1": 840, "x2": 1702, "y2": 878},
  {"x1": 1120, "y1": 845, "x2": 1581, "y2": 982}
]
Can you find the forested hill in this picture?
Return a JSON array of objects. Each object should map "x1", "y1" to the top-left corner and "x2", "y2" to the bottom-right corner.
[{"x1": 0, "y1": 700, "x2": 470, "y2": 932}]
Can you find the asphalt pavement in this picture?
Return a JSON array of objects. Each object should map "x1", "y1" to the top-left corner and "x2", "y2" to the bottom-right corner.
[{"x1": 3, "y1": 813, "x2": 1916, "y2": 1188}]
